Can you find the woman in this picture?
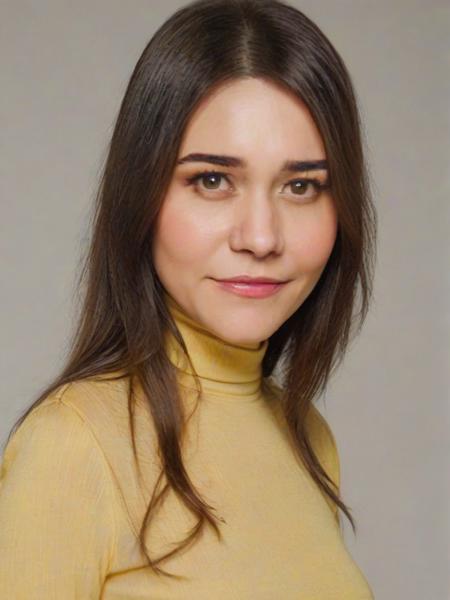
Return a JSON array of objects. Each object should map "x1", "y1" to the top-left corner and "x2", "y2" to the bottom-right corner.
[{"x1": 0, "y1": 0, "x2": 377, "y2": 597}]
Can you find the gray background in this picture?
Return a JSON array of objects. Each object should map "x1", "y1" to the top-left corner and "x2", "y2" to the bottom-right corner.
[{"x1": 1, "y1": 1, "x2": 449, "y2": 598}]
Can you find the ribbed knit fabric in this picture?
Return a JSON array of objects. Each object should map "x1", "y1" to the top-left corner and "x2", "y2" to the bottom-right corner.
[{"x1": 0, "y1": 292, "x2": 374, "y2": 599}]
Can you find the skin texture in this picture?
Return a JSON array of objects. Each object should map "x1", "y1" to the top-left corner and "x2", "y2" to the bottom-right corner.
[{"x1": 152, "y1": 77, "x2": 338, "y2": 348}]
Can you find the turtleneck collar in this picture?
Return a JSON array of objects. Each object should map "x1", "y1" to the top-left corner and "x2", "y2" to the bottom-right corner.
[{"x1": 162, "y1": 290, "x2": 269, "y2": 402}]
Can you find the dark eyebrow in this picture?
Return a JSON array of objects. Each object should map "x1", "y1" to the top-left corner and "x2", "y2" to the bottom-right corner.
[{"x1": 176, "y1": 152, "x2": 328, "y2": 173}]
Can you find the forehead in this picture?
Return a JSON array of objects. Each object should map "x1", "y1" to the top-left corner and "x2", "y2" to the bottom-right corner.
[{"x1": 178, "y1": 77, "x2": 326, "y2": 164}]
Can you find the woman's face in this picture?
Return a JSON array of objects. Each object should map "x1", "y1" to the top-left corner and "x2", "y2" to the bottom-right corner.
[{"x1": 152, "y1": 77, "x2": 338, "y2": 346}]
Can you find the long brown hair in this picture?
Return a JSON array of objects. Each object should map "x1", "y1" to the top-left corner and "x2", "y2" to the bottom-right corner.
[{"x1": 4, "y1": 0, "x2": 377, "y2": 580}]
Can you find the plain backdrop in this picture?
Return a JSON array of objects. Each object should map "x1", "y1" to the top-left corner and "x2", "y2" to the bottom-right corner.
[{"x1": 1, "y1": 1, "x2": 449, "y2": 599}]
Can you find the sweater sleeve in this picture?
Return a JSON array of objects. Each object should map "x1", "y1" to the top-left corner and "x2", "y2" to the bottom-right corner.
[{"x1": 0, "y1": 397, "x2": 117, "y2": 599}]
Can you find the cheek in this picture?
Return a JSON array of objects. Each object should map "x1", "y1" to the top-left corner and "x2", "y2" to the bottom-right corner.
[
  {"x1": 289, "y1": 203, "x2": 338, "y2": 273},
  {"x1": 152, "y1": 195, "x2": 212, "y2": 271}
]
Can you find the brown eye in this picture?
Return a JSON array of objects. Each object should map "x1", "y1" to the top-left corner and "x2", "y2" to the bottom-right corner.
[
  {"x1": 186, "y1": 170, "x2": 231, "y2": 194},
  {"x1": 290, "y1": 179, "x2": 314, "y2": 195},
  {"x1": 200, "y1": 172, "x2": 223, "y2": 189},
  {"x1": 285, "y1": 178, "x2": 325, "y2": 200}
]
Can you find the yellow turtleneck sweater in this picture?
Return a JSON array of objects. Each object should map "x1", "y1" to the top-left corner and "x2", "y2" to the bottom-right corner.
[{"x1": 0, "y1": 292, "x2": 374, "y2": 599}]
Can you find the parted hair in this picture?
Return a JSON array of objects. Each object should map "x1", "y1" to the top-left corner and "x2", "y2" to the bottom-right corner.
[{"x1": 5, "y1": 0, "x2": 377, "y2": 580}]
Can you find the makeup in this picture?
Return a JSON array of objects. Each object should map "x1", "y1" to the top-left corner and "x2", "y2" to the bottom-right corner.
[{"x1": 213, "y1": 279, "x2": 287, "y2": 298}]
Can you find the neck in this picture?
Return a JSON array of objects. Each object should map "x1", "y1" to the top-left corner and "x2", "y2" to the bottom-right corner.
[{"x1": 162, "y1": 290, "x2": 269, "y2": 402}]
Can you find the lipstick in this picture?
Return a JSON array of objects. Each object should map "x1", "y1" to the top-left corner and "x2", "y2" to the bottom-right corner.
[{"x1": 212, "y1": 275, "x2": 289, "y2": 299}]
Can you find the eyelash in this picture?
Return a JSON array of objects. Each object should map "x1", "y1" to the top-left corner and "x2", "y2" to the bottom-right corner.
[{"x1": 185, "y1": 169, "x2": 331, "y2": 200}]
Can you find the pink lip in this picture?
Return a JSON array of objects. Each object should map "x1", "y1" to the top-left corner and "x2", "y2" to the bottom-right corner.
[
  {"x1": 216, "y1": 275, "x2": 286, "y2": 284},
  {"x1": 213, "y1": 279, "x2": 288, "y2": 298}
]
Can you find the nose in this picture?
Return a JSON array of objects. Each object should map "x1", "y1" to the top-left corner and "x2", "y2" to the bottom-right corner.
[{"x1": 228, "y1": 192, "x2": 283, "y2": 258}]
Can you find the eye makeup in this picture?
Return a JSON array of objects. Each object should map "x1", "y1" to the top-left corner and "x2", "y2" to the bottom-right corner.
[{"x1": 184, "y1": 169, "x2": 331, "y2": 201}]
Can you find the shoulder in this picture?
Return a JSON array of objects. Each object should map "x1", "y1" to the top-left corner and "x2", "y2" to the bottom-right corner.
[
  {"x1": 2, "y1": 383, "x2": 109, "y2": 476},
  {"x1": 306, "y1": 404, "x2": 338, "y2": 449},
  {"x1": 51, "y1": 370, "x2": 132, "y2": 424},
  {"x1": 0, "y1": 373, "x2": 142, "y2": 521},
  {"x1": 0, "y1": 384, "x2": 120, "y2": 534},
  {"x1": 306, "y1": 404, "x2": 340, "y2": 492},
  {"x1": 0, "y1": 382, "x2": 120, "y2": 596},
  {"x1": 1, "y1": 372, "x2": 134, "y2": 473},
  {"x1": 263, "y1": 379, "x2": 340, "y2": 490}
]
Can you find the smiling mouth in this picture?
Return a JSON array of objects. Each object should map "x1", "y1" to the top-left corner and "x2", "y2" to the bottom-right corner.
[
  {"x1": 212, "y1": 278, "x2": 288, "y2": 298},
  {"x1": 213, "y1": 275, "x2": 289, "y2": 284}
]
